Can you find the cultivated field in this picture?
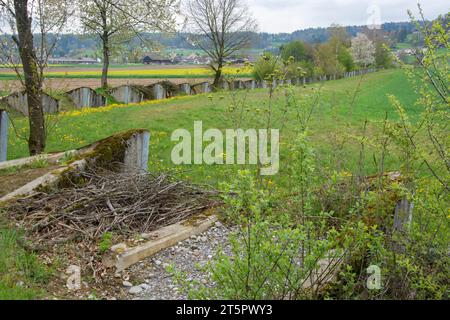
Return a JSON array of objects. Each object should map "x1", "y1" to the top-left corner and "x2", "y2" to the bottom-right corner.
[{"x1": 0, "y1": 64, "x2": 251, "y2": 92}]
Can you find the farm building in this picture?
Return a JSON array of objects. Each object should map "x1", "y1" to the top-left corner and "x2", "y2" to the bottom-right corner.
[
  {"x1": 142, "y1": 53, "x2": 172, "y2": 65},
  {"x1": 48, "y1": 57, "x2": 98, "y2": 64}
]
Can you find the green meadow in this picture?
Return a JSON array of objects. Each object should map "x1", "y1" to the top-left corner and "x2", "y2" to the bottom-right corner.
[{"x1": 7, "y1": 69, "x2": 419, "y2": 186}]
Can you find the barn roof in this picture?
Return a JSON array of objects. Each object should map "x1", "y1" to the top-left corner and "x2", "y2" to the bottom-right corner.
[{"x1": 143, "y1": 53, "x2": 171, "y2": 61}]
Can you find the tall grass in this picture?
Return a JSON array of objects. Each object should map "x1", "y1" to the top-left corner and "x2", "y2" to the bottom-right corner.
[{"x1": 0, "y1": 220, "x2": 52, "y2": 300}]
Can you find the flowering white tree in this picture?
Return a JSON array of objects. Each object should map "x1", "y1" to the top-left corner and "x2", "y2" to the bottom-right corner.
[{"x1": 350, "y1": 32, "x2": 375, "y2": 67}]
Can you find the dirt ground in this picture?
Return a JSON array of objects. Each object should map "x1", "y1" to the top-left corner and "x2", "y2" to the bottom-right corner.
[
  {"x1": 0, "y1": 64, "x2": 211, "y2": 73},
  {"x1": 0, "y1": 64, "x2": 213, "y2": 91},
  {"x1": 0, "y1": 77, "x2": 214, "y2": 92},
  {"x1": 0, "y1": 165, "x2": 61, "y2": 198}
]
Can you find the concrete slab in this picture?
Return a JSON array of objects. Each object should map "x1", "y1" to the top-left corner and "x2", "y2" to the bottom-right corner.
[{"x1": 114, "y1": 213, "x2": 218, "y2": 272}]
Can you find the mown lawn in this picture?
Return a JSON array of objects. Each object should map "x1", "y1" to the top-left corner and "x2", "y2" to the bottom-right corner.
[{"x1": 7, "y1": 69, "x2": 419, "y2": 186}]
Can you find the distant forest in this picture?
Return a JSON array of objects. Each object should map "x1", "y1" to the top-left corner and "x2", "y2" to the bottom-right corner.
[{"x1": 1, "y1": 21, "x2": 423, "y2": 62}]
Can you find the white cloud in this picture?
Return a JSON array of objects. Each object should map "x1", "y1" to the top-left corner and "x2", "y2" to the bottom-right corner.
[{"x1": 247, "y1": 0, "x2": 449, "y2": 33}]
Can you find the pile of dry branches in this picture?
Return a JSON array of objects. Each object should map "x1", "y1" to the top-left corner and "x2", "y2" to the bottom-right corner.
[{"x1": 6, "y1": 165, "x2": 218, "y2": 247}]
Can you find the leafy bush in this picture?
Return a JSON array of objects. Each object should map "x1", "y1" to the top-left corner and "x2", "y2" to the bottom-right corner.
[{"x1": 252, "y1": 53, "x2": 280, "y2": 82}]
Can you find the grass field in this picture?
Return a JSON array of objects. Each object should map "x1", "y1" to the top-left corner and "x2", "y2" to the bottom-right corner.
[{"x1": 6, "y1": 69, "x2": 420, "y2": 187}]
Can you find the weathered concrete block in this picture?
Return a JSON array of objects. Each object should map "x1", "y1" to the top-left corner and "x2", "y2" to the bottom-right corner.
[
  {"x1": 218, "y1": 80, "x2": 229, "y2": 90},
  {"x1": 244, "y1": 80, "x2": 256, "y2": 90},
  {"x1": 394, "y1": 198, "x2": 413, "y2": 232},
  {"x1": 0, "y1": 130, "x2": 151, "y2": 203},
  {"x1": 114, "y1": 213, "x2": 218, "y2": 272},
  {"x1": 67, "y1": 87, "x2": 106, "y2": 108},
  {"x1": 123, "y1": 131, "x2": 150, "y2": 173},
  {"x1": 153, "y1": 84, "x2": 166, "y2": 100},
  {"x1": 0, "y1": 92, "x2": 59, "y2": 116},
  {"x1": 272, "y1": 79, "x2": 277, "y2": 89},
  {"x1": 192, "y1": 82, "x2": 211, "y2": 94},
  {"x1": 178, "y1": 83, "x2": 192, "y2": 95},
  {"x1": 228, "y1": 80, "x2": 243, "y2": 91},
  {"x1": 110, "y1": 85, "x2": 147, "y2": 104},
  {"x1": 0, "y1": 109, "x2": 8, "y2": 162},
  {"x1": 236, "y1": 80, "x2": 245, "y2": 90},
  {"x1": 260, "y1": 80, "x2": 268, "y2": 88}
]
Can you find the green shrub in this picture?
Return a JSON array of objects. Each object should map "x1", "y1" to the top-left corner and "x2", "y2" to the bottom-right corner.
[{"x1": 252, "y1": 53, "x2": 280, "y2": 82}]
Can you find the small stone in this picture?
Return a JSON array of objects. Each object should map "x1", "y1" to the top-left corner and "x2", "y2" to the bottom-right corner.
[
  {"x1": 162, "y1": 263, "x2": 170, "y2": 269},
  {"x1": 122, "y1": 281, "x2": 133, "y2": 288},
  {"x1": 215, "y1": 221, "x2": 223, "y2": 228},
  {"x1": 200, "y1": 236, "x2": 207, "y2": 242},
  {"x1": 207, "y1": 255, "x2": 213, "y2": 259},
  {"x1": 129, "y1": 286, "x2": 143, "y2": 295},
  {"x1": 139, "y1": 284, "x2": 150, "y2": 290},
  {"x1": 201, "y1": 279, "x2": 208, "y2": 284},
  {"x1": 155, "y1": 260, "x2": 162, "y2": 266},
  {"x1": 193, "y1": 250, "x2": 201, "y2": 256}
]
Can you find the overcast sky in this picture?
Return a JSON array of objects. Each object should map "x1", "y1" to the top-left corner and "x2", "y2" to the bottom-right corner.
[{"x1": 247, "y1": 0, "x2": 449, "y2": 33}]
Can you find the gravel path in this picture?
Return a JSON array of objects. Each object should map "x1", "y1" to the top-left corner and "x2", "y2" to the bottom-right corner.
[{"x1": 122, "y1": 221, "x2": 233, "y2": 300}]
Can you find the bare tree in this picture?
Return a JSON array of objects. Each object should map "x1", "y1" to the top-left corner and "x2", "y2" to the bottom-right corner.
[
  {"x1": 185, "y1": 0, "x2": 256, "y2": 87},
  {"x1": 0, "y1": 0, "x2": 71, "y2": 155},
  {"x1": 78, "y1": 0, "x2": 179, "y2": 89}
]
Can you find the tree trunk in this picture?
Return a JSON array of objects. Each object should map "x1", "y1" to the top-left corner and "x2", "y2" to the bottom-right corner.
[
  {"x1": 213, "y1": 61, "x2": 223, "y2": 88},
  {"x1": 13, "y1": 0, "x2": 46, "y2": 155},
  {"x1": 101, "y1": 34, "x2": 110, "y2": 89}
]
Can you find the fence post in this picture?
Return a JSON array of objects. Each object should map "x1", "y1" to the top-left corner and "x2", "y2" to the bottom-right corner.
[{"x1": 0, "y1": 109, "x2": 8, "y2": 162}]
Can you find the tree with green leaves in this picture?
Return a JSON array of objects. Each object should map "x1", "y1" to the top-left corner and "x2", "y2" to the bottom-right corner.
[
  {"x1": 280, "y1": 41, "x2": 312, "y2": 62},
  {"x1": 374, "y1": 42, "x2": 392, "y2": 69}
]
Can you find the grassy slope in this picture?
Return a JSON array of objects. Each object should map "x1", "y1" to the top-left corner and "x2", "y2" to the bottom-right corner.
[
  {"x1": 0, "y1": 223, "x2": 52, "y2": 299},
  {"x1": 1, "y1": 69, "x2": 419, "y2": 299},
  {"x1": 7, "y1": 69, "x2": 418, "y2": 186}
]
